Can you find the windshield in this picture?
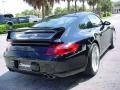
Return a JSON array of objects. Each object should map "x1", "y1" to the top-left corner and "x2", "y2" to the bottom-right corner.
[{"x1": 33, "y1": 16, "x2": 77, "y2": 28}]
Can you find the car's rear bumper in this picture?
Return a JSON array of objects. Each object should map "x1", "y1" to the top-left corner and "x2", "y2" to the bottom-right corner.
[{"x1": 4, "y1": 51, "x2": 88, "y2": 77}]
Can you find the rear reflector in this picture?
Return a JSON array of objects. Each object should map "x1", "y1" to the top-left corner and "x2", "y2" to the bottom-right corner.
[{"x1": 46, "y1": 43, "x2": 79, "y2": 56}]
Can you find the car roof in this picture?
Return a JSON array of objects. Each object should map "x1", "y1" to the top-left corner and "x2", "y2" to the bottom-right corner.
[
  {"x1": 34, "y1": 12, "x2": 95, "y2": 29},
  {"x1": 64, "y1": 12, "x2": 94, "y2": 17}
]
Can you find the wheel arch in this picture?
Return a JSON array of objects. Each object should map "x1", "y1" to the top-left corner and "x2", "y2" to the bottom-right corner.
[
  {"x1": 92, "y1": 40, "x2": 100, "y2": 50},
  {"x1": 6, "y1": 21, "x2": 14, "y2": 26},
  {"x1": 86, "y1": 37, "x2": 100, "y2": 51}
]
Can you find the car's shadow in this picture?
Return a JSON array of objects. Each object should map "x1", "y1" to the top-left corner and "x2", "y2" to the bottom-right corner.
[{"x1": 0, "y1": 71, "x2": 92, "y2": 90}]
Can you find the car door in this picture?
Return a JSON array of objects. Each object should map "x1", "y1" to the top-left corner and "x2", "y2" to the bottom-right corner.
[{"x1": 88, "y1": 14, "x2": 111, "y2": 54}]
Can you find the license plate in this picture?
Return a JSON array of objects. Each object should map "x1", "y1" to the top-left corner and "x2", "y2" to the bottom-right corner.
[{"x1": 19, "y1": 61, "x2": 31, "y2": 71}]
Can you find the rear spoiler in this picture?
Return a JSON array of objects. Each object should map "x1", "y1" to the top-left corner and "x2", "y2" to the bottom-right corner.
[{"x1": 7, "y1": 27, "x2": 65, "y2": 43}]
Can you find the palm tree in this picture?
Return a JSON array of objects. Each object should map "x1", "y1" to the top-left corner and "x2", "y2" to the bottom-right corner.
[
  {"x1": 24, "y1": 0, "x2": 60, "y2": 18},
  {"x1": 87, "y1": 0, "x2": 99, "y2": 11},
  {"x1": 75, "y1": 0, "x2": 77, "y2": 12},
  {"x1": 80, "y1": 0, "x2": 85, "y2": 11},
  {"x1": 67, "y1": 0, "x2": 70, "y2": 12},
  {"x1": 61, "y1": 0, "x2": 72, "y2": 13}
]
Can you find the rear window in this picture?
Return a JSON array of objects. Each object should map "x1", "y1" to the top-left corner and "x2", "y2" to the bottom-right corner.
[{"x1": 33, "y1": 16, "x2": 77, "y2": 28}]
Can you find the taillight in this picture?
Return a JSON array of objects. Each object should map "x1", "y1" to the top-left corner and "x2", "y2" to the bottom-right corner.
[{"x1": 46, "y1": 43, "x2": 79, "y2": 56}]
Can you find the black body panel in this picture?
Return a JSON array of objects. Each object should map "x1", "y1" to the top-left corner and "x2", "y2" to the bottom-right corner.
[
  {"x1": 4, "y1": 12, "x2": 115, "y2": 77},
  {"x1": 4, "y1": 50, "x2": 88, "y2": 77}
]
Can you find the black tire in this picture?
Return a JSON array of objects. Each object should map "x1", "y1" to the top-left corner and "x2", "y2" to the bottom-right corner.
[
  {"x1": 8, "y1": 68, "x2": 14, "y2": 72},
  {"x1": 85, "y1": 43, "x2": 100, "y2": 76},
  {"x1": 7, "y1": 22, "x2": 13, "y2": 26},
  {"x1": 109, "y1": 31, "x2": 116, "y2": 49}
]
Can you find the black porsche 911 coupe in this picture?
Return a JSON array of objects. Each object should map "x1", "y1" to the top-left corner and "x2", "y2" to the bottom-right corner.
[{"x1": 4, "y1": 12, "x2": 115, "y2": 78}]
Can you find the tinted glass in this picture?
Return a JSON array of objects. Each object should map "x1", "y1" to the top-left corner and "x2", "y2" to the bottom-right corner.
[
  {"x1": 79, "y1": 17, "x2": 93, "y2": 29},
  {"x1": 88, "y1": 14, "x2": 102, "y2": 27},
  {"x1": 33, "y1": 16, "x2": 77, "y2": 28},
  {"x1": 4, "y1": 14, "x2": 13, "y2": 18}
]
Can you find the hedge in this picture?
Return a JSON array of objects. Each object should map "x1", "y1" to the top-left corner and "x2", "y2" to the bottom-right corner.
[
  {"x1": 101, "y1": 12, "x2": 112, "y2": 17},
  {"x1": 12, "y1": 23, "x2": 35, "y2": 29},
  {"x1": 0, "y1": 25, "x2": 9, "y2": 34},
  {"x1": 0, "y1": 23, "x2": 35, "y2": 34}
]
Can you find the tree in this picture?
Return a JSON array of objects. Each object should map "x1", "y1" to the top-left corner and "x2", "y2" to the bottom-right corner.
[
  {"x1": 87, "y1": 0, "x2": 99, "y2": 11},
  {"x1": 79, "y1": 0, "x2": 86, "y2": 11},
  {"x1": 62, "y1": 0, "x2": 85, "y2": 12},
  {"x1": 15, "y1": 9, "x2": 41, "y2": 17},
  {"x1": 44, "y1": 3, "x2": 53, "y2": 16},
  {"x1": 67, "y1": 0, "x2": 70, "y2": 12},
  {"x1": 23, "y1": 0, "x2": 59, "y2": 18},
  {"x1": 54, "y1": 6, "x2": 83, "y2": 15},
  {"x1": 54, "y1": 7, "x2": 68, "y2": 15},
  {"x1": 72, "y1": 0, "x2": 87, "y2": 12},
  {"x1": 97, "y1": 0, "x2": 113, "y2": 17},
  {"x1": 54, "y1": 7, "x2": 62, "y2": 15},
  {"x1": 102, "y1": 0, "x2": 112, "y2": 13},
  {"x1": 75, "y1": 0, "x2": 77, "y2": 12},
  {"x1": 61, "y1": 0, "x2": 72, "y2": 12}
]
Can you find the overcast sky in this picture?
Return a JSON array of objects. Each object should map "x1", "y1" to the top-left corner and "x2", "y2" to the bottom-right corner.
[{"x1": 0, "y1": 0, "x2": 119, "y2": 15}]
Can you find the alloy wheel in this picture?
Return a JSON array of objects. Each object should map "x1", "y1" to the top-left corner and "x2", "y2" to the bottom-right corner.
[{"x1": 91, "y1": 45, "x2": 100, "y2": 73}]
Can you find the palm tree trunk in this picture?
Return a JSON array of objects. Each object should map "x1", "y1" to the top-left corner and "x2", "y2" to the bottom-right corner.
[
  {"x1": 93, "y1": 5, "x2": 95, "y2": 12},
  {"x1": 82, "y1": 0, "x2": 85, "y2": 11},
  {"x1": 42, "y1": 4, "x2": 45, "y2": 19},
  {"x1": 67, "y1": 0, "x2": 70, "y2": 13},
  {"x1": 75, "y1": 0, "x2": 77, "y2": 12},
  {"x1": 38, "y1": 9, "x2": 41, "y2": 18}
]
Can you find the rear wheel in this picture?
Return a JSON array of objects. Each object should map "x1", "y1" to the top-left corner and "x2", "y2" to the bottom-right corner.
[
  {"x1": 8, "y1": 68, "x2": 14, "y2": 72},
  {"x1": 85, "y1": 43, "x2": 100, "y2": 76}
]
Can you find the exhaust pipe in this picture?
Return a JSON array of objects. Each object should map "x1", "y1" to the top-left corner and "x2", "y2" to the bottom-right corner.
[
  {"x1": 44, "y1": 74, "x2": 56, "y2": 79},
  {"x1": 48, "y1": 75, "x2": 56, "y2": 79}
]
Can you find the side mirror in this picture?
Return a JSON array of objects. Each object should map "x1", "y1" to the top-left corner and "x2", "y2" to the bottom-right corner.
[{"x1": 103, "y1": 21, "x2": 111, "y2": 25}]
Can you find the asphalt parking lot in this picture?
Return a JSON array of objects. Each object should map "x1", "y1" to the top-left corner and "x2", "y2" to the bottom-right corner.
[{"x1": 0, "y1": 14, "x2": 120, "y2": 90}]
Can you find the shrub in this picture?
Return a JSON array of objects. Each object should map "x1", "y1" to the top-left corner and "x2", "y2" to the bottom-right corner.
[
  {"x1": 0, "y1": 25, "x2": 9, "y2": 34},
  {"x1": 12, "y1": 23, "x2": 35, "y2": 29},
  {"x1": 100, "y1": 12, "x2": 104, "y2": 17},
  {"x1": 102, "y1": 13, "x2": 107, "y2": 17},
  {"x1": 107, "y1": 12, "x2": 112, "y2": 16},
  {"x1": 0, "y1": 23, "x2": 35, "y2": 34}
]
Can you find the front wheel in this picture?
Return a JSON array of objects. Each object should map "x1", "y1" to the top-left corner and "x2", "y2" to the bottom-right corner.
[{"x1": 85, "y1": 43, "x2": 100, "y2": 76}]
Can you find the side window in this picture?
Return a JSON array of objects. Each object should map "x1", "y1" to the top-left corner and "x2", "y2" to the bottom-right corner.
[
  {"x1": 79, "y1": 17, "x2": 93, "y2": 29},
  {"x1": 88, "y1": 15, "x2": 102, "y2": 27}
]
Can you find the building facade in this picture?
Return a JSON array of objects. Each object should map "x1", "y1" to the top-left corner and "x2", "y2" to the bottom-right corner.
[{"x1": 113, "y1": 6, "x2": 120, "y2": 14}]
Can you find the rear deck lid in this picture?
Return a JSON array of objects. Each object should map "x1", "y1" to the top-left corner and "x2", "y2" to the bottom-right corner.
[{"x1": 7, "y1": 27, "x2": 65, "y2": 43}]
